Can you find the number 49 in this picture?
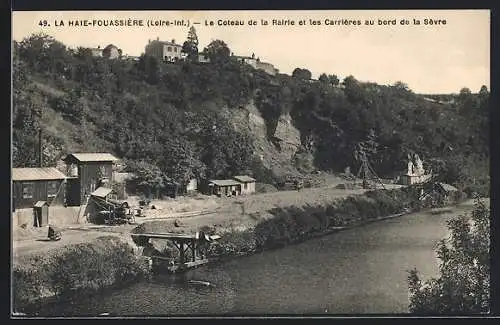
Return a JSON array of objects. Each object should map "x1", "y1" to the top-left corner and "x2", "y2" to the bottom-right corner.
[{"x1": 39, "y1": 20, "x2": 49, "y2": 27}]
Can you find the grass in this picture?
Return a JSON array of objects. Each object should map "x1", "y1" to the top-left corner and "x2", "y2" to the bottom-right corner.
[
  {"x1": 207, "y1": 187, "x2": 467, "y2": 258},
  {"x1": 12, "y1": 236, "x2": 149, "y2": 313}
]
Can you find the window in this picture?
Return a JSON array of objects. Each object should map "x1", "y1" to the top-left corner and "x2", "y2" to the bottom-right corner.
[
  {"x1": 47, "y1": 181, "x2": 59, "y2": 198},
  {"x1": 22, "y1": 183, "x2": 34, "y2": 199},
  {"x1": 174, "y1": 47, "x2": 177, "y2": 52},
  {"x1": 244, "y1": 183, "x2": 248, "y2": 190},
  {"x1": 167, "y1": 46, "x2": 172, "y2": 52}
]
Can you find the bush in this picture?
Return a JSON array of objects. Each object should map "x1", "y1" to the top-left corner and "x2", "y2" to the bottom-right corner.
[
  {"x1": 207, "y1": 230, "x2": 257, "y2": 257},
  {"x1": 463, "y1": 184, "x2": 490, "y2": 198},
  {"x1": 407, "y1": 199, "x2": 490, "y2": 314},
  {"x1": 255, "y1": 182, "x2": 278, "y2": 193},
  {"x1": 12, "y1": 236, "x2": 149, "y2": 312},
  {"x1": 209, "y1": 187, "x2": 460, "y2": 260}
]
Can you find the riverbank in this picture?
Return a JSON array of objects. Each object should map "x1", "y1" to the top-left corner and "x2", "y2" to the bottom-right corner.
[
  {"x1": 12, "y1": 236, "x2": 150, "y2": 313},
  {"x1": 12, "y1": 185, "x2": 467, "y2": 314},
  {"x1": 202, "y1": 187, "x2": 467, "y2": 258}
]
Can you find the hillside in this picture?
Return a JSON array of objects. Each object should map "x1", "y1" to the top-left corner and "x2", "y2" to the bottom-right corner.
[{"x1": 12, "y1": 33, "x2": 490, "y2": 196}]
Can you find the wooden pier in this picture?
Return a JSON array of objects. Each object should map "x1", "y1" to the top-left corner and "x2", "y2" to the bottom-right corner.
[{"x1": 131, "y1": 232, "x2": 220, "y2": 273}]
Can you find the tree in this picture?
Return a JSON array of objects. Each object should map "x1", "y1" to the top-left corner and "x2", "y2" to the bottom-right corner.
[
  {"x1": 18, "y1": 32, "x2": 70, "y2": 75},
  {"x1": 342, "y1": 75, "x2": 364, "y2": 102},
  {"x1": 203, "y1": 39, "x2": 230, "y2": 64},
  {"x1": 342, "y1": 75, "x2": 358, "y2": 88},
  {"x1": 292, "y1": 68, "x2": 312, "y2": 80},
  {"x1": 182, "y1": 26, "x2": 199, "y2": 61},
  {"x1": 328, "y1": 74, "x2": 340, "y2": 86},
  {"x1": 127, "y1": 160, "x2": 166, "y2": 198},
  {"x1": 407, "y1": 199, "x2": 490, "y2": 314},
  {"x1": 393, "y1": 81, "x2": 410, "y2": 92},
  {"x1": 478, "y1": 85, "x2": 488, "y2": 96},
  {"x1": 74, "y1": 47, "x2": 93, "y2": 61},
  {"x1": 161, "y1": 138, "x2": 206, "y2": 184},
  {"x1": 458, "y1": 87, "x2": 472, "y2": 102},
  {"x1": 354, "y1": 129, "x2": 379, "y2": 163},
  {"x1": 318, "y1": 73, "x2": 329, "y2": 84}
]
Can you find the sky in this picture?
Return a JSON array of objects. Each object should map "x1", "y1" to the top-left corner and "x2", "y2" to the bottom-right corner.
[{"x1": 12, "y1": 10, "x2": 490, "y2": 94}]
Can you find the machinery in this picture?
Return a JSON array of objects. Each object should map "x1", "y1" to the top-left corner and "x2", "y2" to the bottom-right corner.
[
  {"x1": 93, "y1": 197, "x2": 135, "y2": 225},
  {"x1": 354, "y1": 153, "x2": 383, "y2": 189}
]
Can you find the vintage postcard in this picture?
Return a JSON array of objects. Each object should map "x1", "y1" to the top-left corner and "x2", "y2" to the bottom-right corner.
[{"x1": 11, "y1": 10, "x2": 490, "y2": 317}]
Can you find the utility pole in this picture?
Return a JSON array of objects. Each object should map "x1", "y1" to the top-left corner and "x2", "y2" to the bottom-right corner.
[{"x1": 38, "y1": 129, "x2": 43, "y2": 168}]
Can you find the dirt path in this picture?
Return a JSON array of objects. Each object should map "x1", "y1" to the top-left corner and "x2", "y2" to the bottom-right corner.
[{"x1": 12, "y1": 183, "x2": 405, "y2": 263}]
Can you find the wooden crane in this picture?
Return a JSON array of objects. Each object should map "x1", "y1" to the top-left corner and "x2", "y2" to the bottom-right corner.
[{"x1": 355, "y1": 153, "x2": 385, "y2": 190}]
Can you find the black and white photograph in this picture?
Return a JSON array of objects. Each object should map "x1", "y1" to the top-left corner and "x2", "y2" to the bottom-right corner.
[{"x1": 11, "y1": 9, "x2": 491, "y2": 317}]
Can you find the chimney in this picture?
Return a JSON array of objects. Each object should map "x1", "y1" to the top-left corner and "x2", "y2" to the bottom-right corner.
[
  {"x1": 38, "y1": 129, "x2": 43, "y2": 168},
  {"x1": 157, "y1": 37, "x2": 159, "y2": 41}
]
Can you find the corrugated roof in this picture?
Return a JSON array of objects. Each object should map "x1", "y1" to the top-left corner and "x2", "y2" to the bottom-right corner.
[
  {"x1": 437, "y1": 182, "x2": 458, "y2": 192},
  {"x1": 12, "y1": 168, "x2": 66, "y2": 181},
  {"x1": 34, "y1": 201, "x2": 48, "y2": 207},
  {"x1": 233, "y1": 175, "x2": 256, "y2": 183},
  {"x1": 209, "y1": 179, "x2": 241, "y2": 187},
  {"x1": 91, "y1": 187, "x2": 113, "y2": 198},
  {"x1": 64, "y1": 153, "x2": 119, "y2": 162}
]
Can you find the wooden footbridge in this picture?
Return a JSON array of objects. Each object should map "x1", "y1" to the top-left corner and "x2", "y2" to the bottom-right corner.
[{"x1": 131, "y1": 232, "x2": 221, "y2": 273}]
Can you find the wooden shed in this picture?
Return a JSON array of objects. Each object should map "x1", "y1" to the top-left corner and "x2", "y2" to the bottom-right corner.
[
  {"x1": 33, "y1": 201, "x2": 49, "y2": 227},
  {"x1": 208, "y1": 179, "x2": 242, "y2": 197},
  {"x1": 12, "y1": 167, "x2": 66, "y2": 210},
  {"x1": 62, "y1": 153, "x2": 119, "y2": 206},
  {"x1": 233, "y1": 175, "x2": 256, "y2": 195}
]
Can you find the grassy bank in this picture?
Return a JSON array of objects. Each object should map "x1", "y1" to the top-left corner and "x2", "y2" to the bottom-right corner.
[
  {"x1": 206, "y1": 187, "x2": 467, "y2": 258},
  {"x1": 12, "y1": 236, "x2": 149, "y2": 313},
  {"x1": 13, "y1": 186, "x2": 467, "y2": 314}
]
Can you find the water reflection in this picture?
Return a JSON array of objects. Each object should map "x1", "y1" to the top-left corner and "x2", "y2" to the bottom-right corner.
[{"x1": 30, "y1": 205, "x2": 472, "y2": 316}]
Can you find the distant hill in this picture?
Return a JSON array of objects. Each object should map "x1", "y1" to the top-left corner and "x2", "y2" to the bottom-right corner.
[{"x1": 12, "y1": 33, "x2": 490, "y2": 195}]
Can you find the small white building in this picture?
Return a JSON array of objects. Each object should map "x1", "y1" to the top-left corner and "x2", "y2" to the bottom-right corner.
[
  {"x1": 186, "y1": 178, "x2": 198, "y2": 193},
  {"x1": 233, "y1": 175, "x2": 256, "y2": 195},
  {"x1": 197, "y1": 53, "x2": 211, "y2": 63},
  {"x1": 400, "y1": 173, "x2": 432, "y2": 185},
  {"x1": 399, "y1": 153, "x2": 432, "y2": 185},
  {"x1": 232, "y1": 54, "x2": 258, "y2": 69}
]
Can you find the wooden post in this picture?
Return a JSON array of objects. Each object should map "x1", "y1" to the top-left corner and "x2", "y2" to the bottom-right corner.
[
  {"x1": 191, "y1": 239, "x2": 196, "y2": 262},
  {"x1": 179, "y1": 242, "x2": 185, "y2": 266}
]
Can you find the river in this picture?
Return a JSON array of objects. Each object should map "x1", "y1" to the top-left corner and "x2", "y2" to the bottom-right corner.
[{"x1": 34, "y1": 202, "x2": 475, "y2": 316}]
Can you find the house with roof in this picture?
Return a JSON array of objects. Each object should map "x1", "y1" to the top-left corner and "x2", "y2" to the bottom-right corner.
[
  {"x1": 12, "y1": 167, "x2": 67, "y2": 210},
  {"x1": 233, "y1": 175, "x2": 256, "y2": 195},
  {"x1": 232, "y1": 53, "x2": 258, "y2": 68},
  {"x1": 256, "y1": 61, "x2": 278, "y2": 76},
  {"x1": 208, "y1": 179, "x2": 242, "y2": 197},
  {"x1": 231, "y1": 53, "x2": 278, "y2": 75},
  {"x1": 62, "y1": 153, "x2": 119, "y2": 206},
  {"x1": 102, "y1": 44, "x2": 122, "y2": 59},
  {"x1": 197, "y1": 52, "x2": 211, "y2": 64},
  {"x1": 145, "y1": 38, "x2": 183, "y2": 62},
  {"x1": 90, "y1": 46, "x2": 103, "y2": 57}
]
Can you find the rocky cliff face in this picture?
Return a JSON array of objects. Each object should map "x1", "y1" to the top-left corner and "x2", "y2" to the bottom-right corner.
[
  {"x1": 273, "y1": 112, "x2": 302, "y2": 158},
  {"x1": 226, "y1": 100, "x2": 303, "y2": 178}
]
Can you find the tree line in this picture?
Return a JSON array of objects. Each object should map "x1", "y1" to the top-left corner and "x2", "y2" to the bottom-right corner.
[{"x1": 12, "y1": 29, "x2": 489, "y2": 197}]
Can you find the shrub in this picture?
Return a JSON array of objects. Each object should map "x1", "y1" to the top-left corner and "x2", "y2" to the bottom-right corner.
[
  {"x1": 207, "y1": 230, "x2": 257, "y2": 257},
  {"x1": 407, "y1": 199, "x2": 490, "y2": 314},
  {"x1": 463, "y1": 184, "x2": 490, "y2": 199},
  {"x1": 12, "y1": 237, "x2": 149, "y2": 312}
]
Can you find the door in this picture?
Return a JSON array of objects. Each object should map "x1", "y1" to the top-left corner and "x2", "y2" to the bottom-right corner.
[
  {"x1": 34, "y1": 208, "x2": 40, "y2": 227},
  {"x1": 41, "y1": 206, "x2": 49, "y2": 226}
]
